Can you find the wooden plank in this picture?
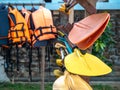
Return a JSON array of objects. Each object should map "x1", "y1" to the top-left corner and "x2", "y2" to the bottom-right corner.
[
  {"x1": 40, "y1": 47, "x2": 45, "y2": 90},
  {"x1": 69, "y1": 7, "x2": 74, "y2": 24},
  {"x1": 83, "y1": 0, "x2": 97, "y2": 83},
  {"x1": 85, "y1": 0, "x2": 97, "y2": 17}
]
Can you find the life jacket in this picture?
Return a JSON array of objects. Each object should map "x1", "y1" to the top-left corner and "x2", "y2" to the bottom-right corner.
[
  {"x1": 28, "y1": 6, "x2": 57, "y2": 47},
  {"x1": 21, "y1": 7, "x2": 31, "y2": 23},
  {"x1": 8, "y1": 6, "x2": 30, "y2": 44},
  {"x1": 0, "y1": 4, "x2": 10, "y2": 45}
]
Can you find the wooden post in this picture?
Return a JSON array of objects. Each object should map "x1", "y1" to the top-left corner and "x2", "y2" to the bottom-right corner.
[
  {"x1": 41, "y1": 46, "x2": 45, "y2": 90},
  {"x1": 39, "y1": 3, "x2": 46, "y2": 90},
  {"x1": 83, "y1": 0, "x2": 98, "y2": 83},
  {"x1": 84, "y1": 0, "x2": 98, "y2": 54},
  {"x1": 85, "y1": 0, "x2": 97, "y2": 53},
  {"x1": 85, "y1": 0, "x2": 97, "y2": 17},
  {"x1": 68, "y1": 7, "x2": 74, "y2": 24}
]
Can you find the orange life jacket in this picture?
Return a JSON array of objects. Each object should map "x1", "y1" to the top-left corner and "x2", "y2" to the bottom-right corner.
[
  {"x1": 8, "y1": 7, "x2": 30, "y2": 44},
  {"x1": 28, "y1": 6, "x2": 57, "y2": 46},
  {"x1": 21, "y1": 7, "x2": 31, "y2": 23}
]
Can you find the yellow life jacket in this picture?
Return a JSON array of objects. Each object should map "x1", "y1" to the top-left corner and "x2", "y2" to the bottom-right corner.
[
  {"x1": 28, "y1": 6, "x2": 57, "y2": 46},
  {"x1": 8, "y1": 7, "x2": 30, "y2": 44}
]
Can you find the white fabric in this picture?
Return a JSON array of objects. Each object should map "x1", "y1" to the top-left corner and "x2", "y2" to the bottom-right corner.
[
  {"x1": 53, "y1": 76, "x2": 68, "y2": 90},
  {"x1": 0, "y1": 56, "x2": 10, "y2": 82}
]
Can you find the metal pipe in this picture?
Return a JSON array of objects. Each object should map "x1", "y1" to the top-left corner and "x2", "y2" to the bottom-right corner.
[{"x1": 0, "y1": 3, "x2": 45, "y2": 6}]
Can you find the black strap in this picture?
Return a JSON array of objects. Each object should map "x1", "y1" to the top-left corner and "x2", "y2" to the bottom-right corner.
[
  {"x1": 9, "y1": 22, "x2": 29, "y2": 43},
  {"x1": 32, "y1": 32, "x2": 57, "y2": 43},
  {"x1": 36, "y1": 25, "x2": 57, "y2": 35},
  {"x1": 31, "y1": 25, "x2": 57, "y2": 43},
  {"x1": 29, "y1": 14, "x2": 35, "y2": 30},
  {"x1": 9, "y1": 23, "x2": 25, "y2": 38}
]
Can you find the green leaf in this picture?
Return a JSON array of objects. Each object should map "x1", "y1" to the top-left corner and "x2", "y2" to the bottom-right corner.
[{"x1": 92, "y1": 20, "x2": 115, "y2": 66}]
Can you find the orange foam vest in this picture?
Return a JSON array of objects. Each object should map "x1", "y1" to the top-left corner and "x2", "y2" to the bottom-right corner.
[
  {"x1": 8, "y1": 7, "x2": 30, "y2": 44},
  {"x1": 29, "y1": 6, "x2": 57, "y2": 46}
]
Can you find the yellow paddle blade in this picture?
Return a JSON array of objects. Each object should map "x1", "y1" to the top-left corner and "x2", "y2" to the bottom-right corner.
[
  {"x1": 58, "y1": 30, "x2": 65, "y2": 37},
  {"x1": 56, "y1": 59, "x2": 63, "y2": 67},
  {"x1": 54, "y1": 42, "x2": 66, "y2": 56},
  {"x1": 64, "y1": 49, "x2": 112, "y2": 76},
  {"x1": 55, "y1": 49, "x2": 61, "y2": 56},
  {"x1": 54, "y1": 42, "x2": 66, "y2": 49},
  {"x1": 53, "y1": 69, "x2": 64, "y2": 78},
  {"x1": 59, "y1": 3, "x2": 70, "y2": 14}
]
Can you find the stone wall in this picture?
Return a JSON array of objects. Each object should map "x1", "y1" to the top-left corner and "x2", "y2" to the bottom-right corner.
[
  {"x1": 0, "y1": 10, "x2": 120, "y2": 82},
  {"x1": 102, "y1": 10, "x2": 120, "y2": 81}
]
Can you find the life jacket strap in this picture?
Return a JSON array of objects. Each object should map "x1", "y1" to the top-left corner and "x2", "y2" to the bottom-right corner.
[
  {"x1": 31, "y1": 26, "x2": 57, "y2": 45},
  {"x1": 29, "y1": 14, "x2": 35, "y2": 30}
]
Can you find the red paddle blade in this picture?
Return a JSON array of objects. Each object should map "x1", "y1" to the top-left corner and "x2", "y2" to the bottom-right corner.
[{"x1": 68, "y1": 13, "x2": 110, "y2": 50}]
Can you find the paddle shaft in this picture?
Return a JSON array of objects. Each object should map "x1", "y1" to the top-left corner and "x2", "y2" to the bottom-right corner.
[{"x1": 65, "y1": 0, "x2": 97, "y2": 15}]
